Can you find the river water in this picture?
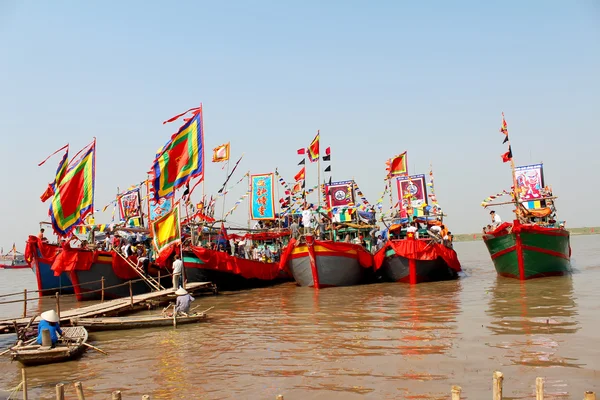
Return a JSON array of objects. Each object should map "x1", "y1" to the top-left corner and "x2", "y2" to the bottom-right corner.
[{"x1": 0, "y1": 235, "x2": 598, "y2": 399}]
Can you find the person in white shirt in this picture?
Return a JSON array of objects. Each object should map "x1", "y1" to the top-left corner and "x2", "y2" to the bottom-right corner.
[
  {"x1": 172, "y1": 254, "x2": 183, "y2": 290},
  {"x1": 490, "y1": 210, "x2": 502, "y2": 227},
  {"x1": 302, "y1": 207, "x2": 313, "y2": 235},
  {"x1": 406, "y1": 222, "x2": 419, "y2": 239}
]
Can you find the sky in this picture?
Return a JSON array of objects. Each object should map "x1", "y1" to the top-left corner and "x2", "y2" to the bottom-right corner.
[{"x1": 0, "y1": 0, "x2": 599, "y2": 251}]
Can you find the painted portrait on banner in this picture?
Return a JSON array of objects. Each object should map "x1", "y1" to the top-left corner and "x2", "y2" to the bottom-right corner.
[
  {"x1": 396, "y1": 174, "x2": 427, "y2": 210},
  {"x1": 515, "y1": 163, "x2": 544, "y2": 201},
  {"x1": 118, "y1": 189, "x2": 142, "y2": 220},
  {"x1": 250, "y1": 173, "x2": 275, "y2": 220},
  {"x1": 325, "y1": 180, "x2": 355, "y2": 209}
]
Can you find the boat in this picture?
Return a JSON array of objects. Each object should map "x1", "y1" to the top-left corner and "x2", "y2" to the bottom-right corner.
[
  {"x1": 482, "y1": 115, "x2": 571, "y2": 280},
  {"x1": 24, "y1": 236, "x2": 74, "y2": 295},
  {"x1": 282, "y1": 234, "x2": 374, "y2": 288},
  {"x1": 157, "y1": 229, "x2": 290, "y2": 291},
  {"x1": 0, "y1": 258, "x2": 29, "y2": 269},
  {"x1": 374, "y1": 167, "x2": 462, "y2": 284},
  {"x1": 10, "y1": 326, "x2": 88, "y2": 366},
  {"x1": 51, "y1": 243, "x2": 168, "y2": 301},
  {"x1": 71, "y1": 311, "x2": 208, "y2": 331}
]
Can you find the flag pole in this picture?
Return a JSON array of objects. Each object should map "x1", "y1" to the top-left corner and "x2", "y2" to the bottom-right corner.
[
  {"x1": 275, "y1": 168, "x2": 281, "y2": 230},
  {"x1": 177, "y1": 202, "x2": 185, "y2": 289},
  {"x1": 221, "y1": 157, "x2": 231, "y2": 221},
  {"x1": 317, "y1": 130, "x2": 321, "y2": 211},
  {"x1": 247, "y1": 172, "x2": 251, "y2": 230}
]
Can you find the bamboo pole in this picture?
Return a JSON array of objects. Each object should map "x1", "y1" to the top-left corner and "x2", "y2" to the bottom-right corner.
[
  {"x1": 21, "y1": 368, "x2": 28, "y2": 400},
  {"x1": 584, "y1": 392, "x2": 596, "y2": 400},
  {"x1": 22, "y1": 289, "x2": 27, "y2": 318},
  {"x1": 74, "y1": 381, "x2": 85, "y2": 400},
  {"x1": 451, "y1": 385, "x2": 461, "y2": 400},
  {"x1": 55, "y1": 383, "x2": 65, "y2": 400},
  {"x1": 536, "y1": 377, "x2": 544, "y2": 400},
  {"x1": 129, "y1": 281, "x2": 133, "y2": 307},
  {"x1": 55, "y1": 292, "x2": 61, "y2": 320},
  {"x1": 112, "y1": 391, "x2": 122, "y2": 400},
  {"x1": 101, "y1": 277, "x2": 105, "y2": 303},
  {"x1": 493, "y1": 371, "x2": 503, "y2": 400}
]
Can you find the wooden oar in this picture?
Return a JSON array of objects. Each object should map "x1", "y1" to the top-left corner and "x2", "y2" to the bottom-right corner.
[
  {"x1": 82, "y1": 342, "x2": 108, "y2": 355},
  {"x1": 0, "y1": 338, "x2": 36, "y2": 356}
]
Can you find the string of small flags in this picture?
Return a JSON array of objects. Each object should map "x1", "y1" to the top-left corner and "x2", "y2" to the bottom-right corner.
[
  {"x1": 480, "y1": 189, "x2": 511, "y2": 207},
  {"x1": 218, "y1": 171, "x2": 249, "y2": 197},
  {"x1": 224, "y1": 190, "x2": 251, "y2": 218}
]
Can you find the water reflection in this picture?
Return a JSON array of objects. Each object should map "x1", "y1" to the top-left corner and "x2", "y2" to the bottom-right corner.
[{"x1": 486, "y1": 276, "x2": 581, "y2": 368}]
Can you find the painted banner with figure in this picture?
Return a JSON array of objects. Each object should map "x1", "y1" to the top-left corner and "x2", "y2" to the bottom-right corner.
[
  {"x1": 397, "y1": 174, "x2": 428, "y2": 217},
  {"x1": 325, "y1": 180, "x2": 355, "y2": 209},
  {"x1": 118, "y1": 189, "x2": 142, "y2": 221},
  {"x1": 250, "y1": 173, "x2": 275, "y2": 220},
  {"x1": 515, "y1": 163, "x2": 545, "y2": 209},
  {"x1": 147, "y1": 172, "x2": 174, "y2": 222}
]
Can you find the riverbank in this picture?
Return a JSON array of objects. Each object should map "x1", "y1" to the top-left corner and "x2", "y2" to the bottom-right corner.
[{"x1": 453, "y1": 226, "x2": 600, "y2": 242}]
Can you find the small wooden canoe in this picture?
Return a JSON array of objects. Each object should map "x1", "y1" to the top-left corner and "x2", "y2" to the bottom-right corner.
[
  {"x1": 10, "y1": 326, "x2": 88, "y2": 366},
  {"x1": 71, "y1": 313, "x2": 208, "y2": 332}
]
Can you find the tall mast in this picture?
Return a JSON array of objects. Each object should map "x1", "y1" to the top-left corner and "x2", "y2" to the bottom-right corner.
[{"x1": 317, "y1": 129, "x2": 321, "y2": 210}]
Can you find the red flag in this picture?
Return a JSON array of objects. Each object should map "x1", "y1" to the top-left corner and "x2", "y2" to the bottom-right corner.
[
  {"x1": 220, "y1": 222, "x2": 229, "y2": 241},
  {"x1": 294, "y1": 167, "x2": 305, "y2": 181},
  {"x1": 40, "y1": 184, "x2": 55, "y2": 202},
  {"x1": 501, "y1": 146, "x2": 513, "y2": 163},
  {"x1": 500, "y1": 112, "x2": 508, "y2": 136},
  {"x1": 307, "y1": 131, "x2": 319, "y2": 162},
  {"x1": 386, "y1": 152, "x2": 408, "y2": 177},
  {"x1": 325, "y1": 147, "x2": 331, "y2": 156},
  {"x1": 297, "y1": 148, "x2": 306, "y2": 155}
]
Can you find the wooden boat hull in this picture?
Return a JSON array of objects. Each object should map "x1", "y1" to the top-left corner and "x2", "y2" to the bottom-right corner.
[
  {"x1": 373, "y1": 237, "x2": 461, "y2": 284},
  {"x1": 11, "y1": 326, "x2": 88, "y2": 366},
  {"x1": 72, "y1": 314, "x2": 207, "y2": 331},
  {"x1": 379, "y1": 249, "x2": 459, "y2": 283},
  {"x1": 183, "y1": 248, "x2": 288, "y2": 291},
  {"x1": 282, "y1": 237, "x2": 374, "y2": 288},
  {"x1": 25, "y1": 236, "x2": 74, "y2": 295},
  {"x1": 484, "y1": 222, "x2": 571, "y2": 280},
  {"x1": 70, "y1": 261, "x2": 153, "y2": 301}
]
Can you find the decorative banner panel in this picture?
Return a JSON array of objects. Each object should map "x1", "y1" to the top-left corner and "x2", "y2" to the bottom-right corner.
[
  {"x1": 250, "y1": 173, "x2": 275, "y2": 220},
  {"x1": 325, "y1": 180, "x2": 355, "y2": 209},
  {"x1": 397, "y1": 174, "x2": 428, "y2": 213},
  {"x1": 118, "y1": 189, "x2": 142, "y2": 220},
  {"x1": 515, "y1": 163, "x2": 545, "y2": 209},
  {"x1": 148, "y1": 171, "x2": 173, "y2": 222}
]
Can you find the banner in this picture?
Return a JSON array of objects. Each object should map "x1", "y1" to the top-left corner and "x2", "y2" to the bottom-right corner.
[
  {"x1": 118, "y1": 189, "x2": 142, "y2": 221},
  {"x1": 397, "y1": 174, "x2": 427, "y2": 216},
  {"x1": 325, "y1": 180, "x2": 355, "y2": 209},
  {"x1": 151, "y1": 203, "x2": 181, "y2": 253},
  {"x1": 250, "y1": 173, "x2": 275, "y2": 220},
  {"x1": 515, "y1": 163, "x2": 545, "y2": 209}
]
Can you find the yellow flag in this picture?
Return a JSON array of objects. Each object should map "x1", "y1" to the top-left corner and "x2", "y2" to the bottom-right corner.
[{"x1": 151, "y1": 203, "x2": 180, "y2": 252}]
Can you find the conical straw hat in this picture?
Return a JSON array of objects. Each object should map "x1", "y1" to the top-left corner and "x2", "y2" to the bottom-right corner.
[{"x1": 40, "y1": 310, "x2": 59, "y2": 323}]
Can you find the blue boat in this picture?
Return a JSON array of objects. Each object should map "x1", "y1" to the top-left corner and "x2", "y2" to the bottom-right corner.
[{"x1": 25, "y1": 236, "x2": 74, "y2": 296}]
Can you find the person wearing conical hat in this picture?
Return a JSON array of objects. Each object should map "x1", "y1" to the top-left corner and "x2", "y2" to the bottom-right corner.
[
  {"x1": 174, "y1": 288, "x2": 195, "y2": 316},
  {"x1": 36, "y1": 310, "x2": 63, "y2": 347}
]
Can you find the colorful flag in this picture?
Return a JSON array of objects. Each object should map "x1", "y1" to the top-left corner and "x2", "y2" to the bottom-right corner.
[
  {"x1": 386, "y1": 152, "x2": 408, "y2": 177},
  {"x1": 151, "y1": 203, "x2": 181, "y2": 253},
  {"x1": 325, "y1": 180, "x2": 355, "y2": 209},
  {"x1": 151, "y1": 107, "x2": 204, "y2": 200},
  {"x1": 294, "y1": 167, "x2": 305, "y2": 181},
  {"x1": 212, "y1": 142, "x2": 230, "y2": 162},
  {"x1": 307, "y1": 132, "x2": 320, "y2": 162},
  {"x1": 49, "y1": 140, "x2": 96, "y2": 237},
  {"x1": 39, "y1": 144, "x2": 69, "y2": 203},
  {"x1": 250, "y1": 173, "x2": 275, "y2": 220},
  {"x1": 297, "y1": 148, "x2": 306, "y2": 155},
  {"x1": 501, "y1": 146, "x2": 513, "y2": 163},
  {"x1": 500, "y1": 113, "x2": 508, "y2": 136}
]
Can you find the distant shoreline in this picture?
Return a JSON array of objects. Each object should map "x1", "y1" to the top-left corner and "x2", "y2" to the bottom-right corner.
[{"x1": 453, "y1": 227, "x2": 600, "y2": 242}]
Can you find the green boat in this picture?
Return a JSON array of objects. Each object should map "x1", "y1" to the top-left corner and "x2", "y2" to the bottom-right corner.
[
  {"x1": 482, "y1": 116, "x2": 571, "y2": 279},
  {"x1": 483, "y1": 220, "x2": 571, "y2": 279}
]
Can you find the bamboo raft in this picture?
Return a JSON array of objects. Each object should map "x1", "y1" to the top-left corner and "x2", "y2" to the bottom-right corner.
[
  {"x1": 0, "y1": 282, "x2": 213, "y2": 334},
  {"x1": 71, "y1": 310, "x2": 210, "y2": 331},
  {"x1": 9, "y1": 326, "x2": 88, "y2": 366}
]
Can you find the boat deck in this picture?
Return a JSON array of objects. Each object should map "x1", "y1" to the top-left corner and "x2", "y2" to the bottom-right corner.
[{"x1": 0, "y1": 282, "x2": 214, "y2": 334}]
